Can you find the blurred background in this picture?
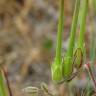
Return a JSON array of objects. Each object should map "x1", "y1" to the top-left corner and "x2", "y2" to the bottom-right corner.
[{"x1": 0, "y1": 0, "x2": 95, "y2": 96}]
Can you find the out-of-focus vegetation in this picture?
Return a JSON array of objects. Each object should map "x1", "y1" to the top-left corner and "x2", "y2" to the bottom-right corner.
[{"x1": 0, "y1": 0, "x2": 96, "y2": 96}]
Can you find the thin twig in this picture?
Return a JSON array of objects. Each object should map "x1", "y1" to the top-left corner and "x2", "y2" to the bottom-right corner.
[
  {"x1": 84, "y1": 63, "x2": 96, "y2": 90},
  {"x1": 3, "y1": 68, "x2": 13, "y2": 96}
]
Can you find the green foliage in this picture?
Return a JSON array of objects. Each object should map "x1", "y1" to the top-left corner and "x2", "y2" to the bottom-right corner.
[{"x1": 51, "y1": 0, "x2": 88, "y2": 83}]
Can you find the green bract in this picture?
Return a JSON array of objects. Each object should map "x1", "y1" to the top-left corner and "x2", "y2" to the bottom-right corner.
[{"x1": 73, "y1": 48, "x2": 83, "y2": 68}]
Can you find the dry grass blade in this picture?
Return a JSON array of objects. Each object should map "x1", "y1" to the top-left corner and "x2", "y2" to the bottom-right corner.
[
  {"x1": 22, "y1": 86, "x2": 39, "y2": 96},
  {"x1": 41, "y1": 83, "x2": 55, "y2": 96}
]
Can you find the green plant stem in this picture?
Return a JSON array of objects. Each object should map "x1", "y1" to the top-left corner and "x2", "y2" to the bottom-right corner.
[
  {"x1": 78, "y1": 0, "x2": 88, "y2": 48},
  {"x1": 55, "y1": 0, "x2": 64, "y2": 63},
  {"x1": 74, "y1": 0, "x2": 88, "y2": 69},
  {"x1": 51, "y1": 0, "x2": 64, "y2": 82},
  {"x1": 66, "y1": 0, "x2": 80, "y2": 57},
  {"x1": 63, "y1": 0, "x2": 80, "y2": 79},
  {"x1": 93, "y1": 0, "x2": 96, "y2": 12}
]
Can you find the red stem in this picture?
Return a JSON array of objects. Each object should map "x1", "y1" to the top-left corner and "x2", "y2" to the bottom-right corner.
[
  {"x1": 2, "y1": 68, "x2": 13, "y2": 96},
  {"x1": 84, "y1": 63, "x2": 96, "y2": 90}
]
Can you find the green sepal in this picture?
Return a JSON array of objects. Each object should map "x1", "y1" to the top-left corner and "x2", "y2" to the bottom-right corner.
[
  {"x1": 73, "y1": 43, "x2": 86, "y2": 69},
  {"x1": 63, "y1": 57, "x2": 73, "y2": 79},
  {"x1": 73, "y1": 48, "x2": 83, "y2": 68},
  {"x1": 51, "y1": 59, "x2": 63, "y2": 83}
]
